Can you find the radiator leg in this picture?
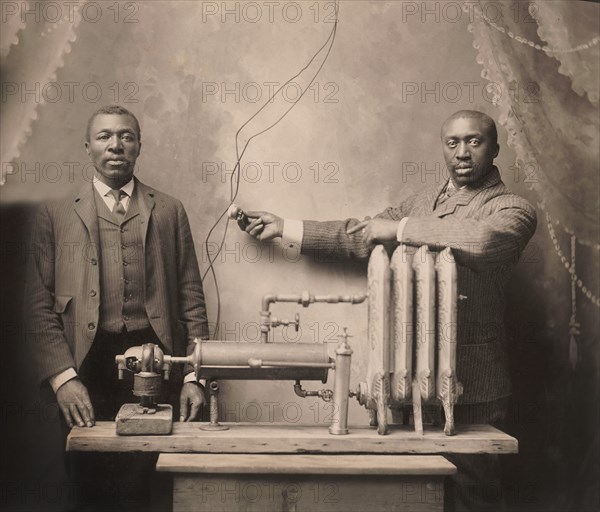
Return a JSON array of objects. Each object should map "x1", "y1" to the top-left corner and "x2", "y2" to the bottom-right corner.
[
  {"x1": 374, "y1": 372, "x2": 389, "y2": 435},
  {"x1": 442, "y1": 401, "x2": 456, "y2": 436},
  {"x1": 412, "y1": 379, "x2": 423, "y2": 436},
  {"x1": 369, "y1": 409, "x2": 378, "y2": 427},
  {"x1": 440, "y1": 370, "x2": 463, "y2": 436}
]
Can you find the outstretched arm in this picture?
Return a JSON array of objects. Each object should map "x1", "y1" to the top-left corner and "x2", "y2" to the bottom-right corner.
[{"x1": 242, "y1": 197, "x2": 536, "y2": 272}]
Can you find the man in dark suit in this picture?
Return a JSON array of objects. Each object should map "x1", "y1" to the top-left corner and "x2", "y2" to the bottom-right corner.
[
  {"x1": 24, "y1": 105, "x2": 208, "y2": 509},
  {"x1": 244, "y1": 110, "x2": 537, "y2": 511}
]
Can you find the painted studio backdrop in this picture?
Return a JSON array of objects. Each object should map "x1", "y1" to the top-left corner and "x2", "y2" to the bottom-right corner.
[{"x1": 1, "y1": 1, "x2": 599, "y2": 511}]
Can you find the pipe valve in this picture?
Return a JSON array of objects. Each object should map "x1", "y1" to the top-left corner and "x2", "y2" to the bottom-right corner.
[{"x1": 269, "y1": 312, "x2": 300, "y2": 331}]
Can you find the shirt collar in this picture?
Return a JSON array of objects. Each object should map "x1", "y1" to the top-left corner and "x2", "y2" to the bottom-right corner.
[
  {"x1": 93, "y1": 176, "x2": 135, "y2": 197},
  {"x1": 447, "y1": 179, "x2": 466, "y2": 192}
]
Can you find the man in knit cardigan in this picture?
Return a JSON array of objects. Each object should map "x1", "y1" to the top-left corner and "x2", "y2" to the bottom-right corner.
[{"x1": 244, "y1": 110, "x2": 537, "y2": 511}]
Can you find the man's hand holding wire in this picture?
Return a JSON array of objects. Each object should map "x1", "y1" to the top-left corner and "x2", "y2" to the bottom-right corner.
[{"x1": 244, "y1": 211, "x2": 284, "y2": 241}]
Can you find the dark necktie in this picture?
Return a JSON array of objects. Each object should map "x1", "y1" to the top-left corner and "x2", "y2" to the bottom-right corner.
[{"x1": 108, "y1": 189, "x2": 127, "y2": 220}]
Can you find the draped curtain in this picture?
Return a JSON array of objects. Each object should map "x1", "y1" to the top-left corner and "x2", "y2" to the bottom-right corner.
[
  {"x1": 1, "y1": 0, "x2": 85, "y2": 183},
  {"x1": 467, "y1": 0, "x2": 600, "y2": 375},
  {"x1": 468, "y1": 0, "x2": 599, "y2": 248}
]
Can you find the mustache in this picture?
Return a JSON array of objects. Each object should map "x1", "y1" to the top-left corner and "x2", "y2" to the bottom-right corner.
[{"x1": 454, "y1": 162, "x2": 475, "y2": 169}]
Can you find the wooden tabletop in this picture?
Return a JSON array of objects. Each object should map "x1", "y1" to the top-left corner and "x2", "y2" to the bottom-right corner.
[
  {"x1": 67, "y1": 422, "x2": 517, "y2": 454},
  {"x1": 156, "y1": 453, "x2": 457, "y2": 475}
]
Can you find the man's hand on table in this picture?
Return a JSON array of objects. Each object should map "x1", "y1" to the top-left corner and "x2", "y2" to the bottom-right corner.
[
  {"x1": 56, "y1": 378, "x2": 95, "y2": 428},
  {"x1": 179, "y1": 382, "x2": 206, "y2": 421}
]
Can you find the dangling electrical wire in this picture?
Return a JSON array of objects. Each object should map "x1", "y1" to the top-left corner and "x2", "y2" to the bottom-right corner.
[{"x1": 202, "y1": 1, "x2": 340, "y2": 338}]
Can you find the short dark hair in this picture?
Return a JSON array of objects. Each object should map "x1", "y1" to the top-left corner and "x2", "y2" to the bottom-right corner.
[
  {"x1": 441, "y1": 110, "x2": 498, "y2": 146},
  {"x1": 86, "y1": 105, "x2": 141, "y2": 142}
]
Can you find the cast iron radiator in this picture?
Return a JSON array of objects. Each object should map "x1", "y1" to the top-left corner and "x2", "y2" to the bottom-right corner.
[{"x1": 360, "y1": 244, "x2": 463, "y2": 435}]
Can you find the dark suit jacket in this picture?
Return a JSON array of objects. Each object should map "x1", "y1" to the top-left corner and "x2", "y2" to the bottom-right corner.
[
  {"x1": 24, "y1": 178, "x2": 208, "y2": 385},
  {"x1": 301, "y1": 167, "x2": 537, "y2": 403}
]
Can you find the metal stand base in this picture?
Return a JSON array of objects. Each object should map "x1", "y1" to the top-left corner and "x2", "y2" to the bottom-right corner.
[
  {"x1": 328, "y1": 426, "x2": 349, "y2": 435},
  {"x1": 198, "y1": 423, "x2": 230, "y2": 431}
]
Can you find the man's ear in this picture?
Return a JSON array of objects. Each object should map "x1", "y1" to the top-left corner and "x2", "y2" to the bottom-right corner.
[
  {"x1": 493, "y1": 144, "x2": 499, "y2": 159},
  {"x1": 84, "y1": 141, "x2": 90, "y2": 156},
  {"x1": 137, "y1": 141, "x2": 142, "y2": 157}
]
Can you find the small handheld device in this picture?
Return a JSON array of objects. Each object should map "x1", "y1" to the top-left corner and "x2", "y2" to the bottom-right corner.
[{"x1": 227, "y1": 203, "x2": 251, "y2": 231}]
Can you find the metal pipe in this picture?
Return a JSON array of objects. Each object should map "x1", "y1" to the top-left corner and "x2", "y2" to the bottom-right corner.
[
  {"x1": 262, "y1": 292, "x2": 368, "y2": 310},
  {"x1": 261, "y1": 293, "x2": 280, "y2": 312},
  {"x1": 248, "y1": 359, "x2": 334, "y2": 369},
  {"x1": 293, "y1": 381, "x2": 333, "y2": 402},
  {"x1": 208, "y1": 381, "x2": 219, "y2": 425},
  {"x1": 294, "y1": 380, "x2": 316, "y2": 398},
  {"x1": 168, "y1": 356, "x2": 190, "y2": 364},
  {"x1": 199, "y1": 380, "x2": 229, "y2": 431},
  {"x1": 329, "y1": 329, "x2": 353, "y2": 435},
  {"x1": 260, "y1": 291, "x2": 368, "y2": 342}
]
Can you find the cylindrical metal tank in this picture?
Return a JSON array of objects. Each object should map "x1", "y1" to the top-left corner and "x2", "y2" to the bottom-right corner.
[{"x1": 195, "y1": 340, "x2": 331, "y2": 382}]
